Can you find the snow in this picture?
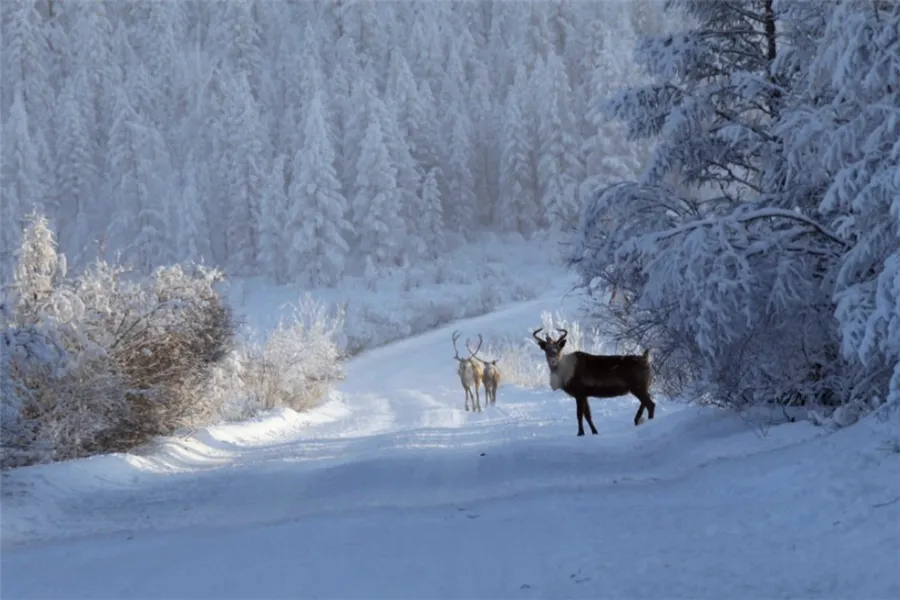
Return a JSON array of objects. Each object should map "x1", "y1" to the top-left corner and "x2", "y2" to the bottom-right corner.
[
  {"x1": 3, "y1": 294, "x2": 900, "y2": 599},
  {"x1": 226, "y1": 231, "x2": 568, "y2": 354}
]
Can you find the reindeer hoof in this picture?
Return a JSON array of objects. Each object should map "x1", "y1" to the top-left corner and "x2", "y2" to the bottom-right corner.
[
  {"x1": 577, "y1": 431, "x2": 585, "y2": 437},
  {"x1": 591, "y1": 430, "x2": 598, "y2": 435}
]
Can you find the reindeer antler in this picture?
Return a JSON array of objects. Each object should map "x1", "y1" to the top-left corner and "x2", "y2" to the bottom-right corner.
[
  {"x1": 452, "y1": 330, "x2": 465, "y2": 361},
  {"x1": 466, "y1": 333, "x2": 483, "y2": 359},
  {"x1": 556, "y1": 328, "x2": 569, "y2": 342},
  {"x1": 533, "y1": 327, "x2": 553, "y2": 343}
]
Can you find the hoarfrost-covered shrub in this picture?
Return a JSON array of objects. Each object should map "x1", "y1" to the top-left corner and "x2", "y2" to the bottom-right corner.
[
  {"x1": 1, "y1": 212, "x2": 236, "y2": 466},
  {"x1": 234, "y1": 294, "x2": 345, "y2": 413}
]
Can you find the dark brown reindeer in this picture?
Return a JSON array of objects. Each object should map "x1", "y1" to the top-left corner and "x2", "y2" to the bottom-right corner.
[{"x1": 533, "y1": 327, "x2": 656, "y2": 436}]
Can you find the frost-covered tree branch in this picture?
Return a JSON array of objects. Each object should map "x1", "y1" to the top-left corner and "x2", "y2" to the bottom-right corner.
[{"x1": 573, "y1": 0, "x2": 899, "y2": 424}]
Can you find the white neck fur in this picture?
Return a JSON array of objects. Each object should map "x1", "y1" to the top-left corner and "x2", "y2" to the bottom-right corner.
[{"x1": 548, "y1": 353, "x2": 576, "y2": 391}]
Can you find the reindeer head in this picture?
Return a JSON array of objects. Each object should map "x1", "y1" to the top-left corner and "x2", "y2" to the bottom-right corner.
[
  {"x1": 453, "y1": 331, "x2": 483, "y2": 363},
  {"x1": 533, "y1": 327, "x2": 568, "y2": 370}
]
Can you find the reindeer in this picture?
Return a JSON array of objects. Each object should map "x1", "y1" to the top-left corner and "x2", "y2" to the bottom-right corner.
[
  {"x1": 533, "y1": 327, "x2": 656, "y2": 436},
  {"x1": 467, "y1": 334, "x2": 501, "y2": 406},
  {"x1": 452, "y1": 331, "x2": 484, "y2": 412}
]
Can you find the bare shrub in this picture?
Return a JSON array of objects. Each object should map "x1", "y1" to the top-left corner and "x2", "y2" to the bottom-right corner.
[
  {"x1": 235, "y1": 294, "x2": 345, "y2": 413},
  {"x1": 2, "y1": 212, "x2": 236, "y2": 466},
  {"x1": 81, "y1": 262, "x2": 235, "y2": 451}
]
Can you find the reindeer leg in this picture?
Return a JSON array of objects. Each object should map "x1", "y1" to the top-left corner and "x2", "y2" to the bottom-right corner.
[
  {"x1": 633, "y1": 391, "x2": 655, "y2": 425},
  {"x1": 576, "y1": 398, "x2": 586, "y2": 436},
  {"x1": 475, "y1": 383, "x2": 482, "y2": 412},
  {"x1": 582, "y1": 399, "x2": 599, "y2": 435},
  {"x1": 465, "y1": 388, "x2": 471, "y2": 411}
]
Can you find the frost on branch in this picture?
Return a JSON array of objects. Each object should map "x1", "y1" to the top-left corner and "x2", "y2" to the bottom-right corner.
[
  {"x1": 1, "y1": 212, "x2": 236, "y2": 467},
  {"x1": 575, "y1": 182, "x2": 847, "y2": 406},
  {"x1": 573, "y1": 1, "x2": 900, "y2": 421},
  {"x1": 789, "y1": 0, "x2": 900, "y2": 411},
  {"x1": 231, "y1": 295, "x2": 345, "y2": 415}
]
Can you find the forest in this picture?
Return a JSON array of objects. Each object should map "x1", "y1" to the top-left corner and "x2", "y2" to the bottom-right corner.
[
  {"x1": 1, "y1": 0, "x2": 660, "y2": 284},
  {"x1": 1, "y1": 0, "x2": 898, "y2": 467}
]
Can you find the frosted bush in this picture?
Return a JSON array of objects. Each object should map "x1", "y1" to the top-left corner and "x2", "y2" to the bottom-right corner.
[
  {"x1": 1, "y1": 212, "x2": 237, "y2": 466},
  {"x1": 233, "y1": 294, "x2": 345, "y2": 414}
]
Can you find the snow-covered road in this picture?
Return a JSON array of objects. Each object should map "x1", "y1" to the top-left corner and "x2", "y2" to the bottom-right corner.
[{"x1": 3, "y1": 295, "x2": 899, "y2": 599}]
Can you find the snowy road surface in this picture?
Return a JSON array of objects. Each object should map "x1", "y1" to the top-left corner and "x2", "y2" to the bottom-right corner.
[{"x1": 3, "y1": 294, "x2": 899, "y2": 599}]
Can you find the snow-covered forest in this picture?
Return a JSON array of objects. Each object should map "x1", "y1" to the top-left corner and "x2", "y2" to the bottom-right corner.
[
  {"x1": 572, "y1": 0, "x2": 900, "y2": 421},
  {"x1": 1, "y1": 0, "x2": 662, "y2": 284},
  {"x1": 2, "y1": 0, "x2": 898, "y2": 468},
  {"x1": 3, "y1": 0, "x2": 672, "y2": 467}
]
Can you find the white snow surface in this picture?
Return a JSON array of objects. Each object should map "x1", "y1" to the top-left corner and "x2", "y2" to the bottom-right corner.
[{"x1": 2, "y1": 294, "x2": 900, "y2": 599}]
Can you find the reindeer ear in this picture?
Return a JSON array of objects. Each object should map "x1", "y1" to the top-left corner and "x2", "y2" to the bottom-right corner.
[
  {"x1": 558, "y1": 338, "x2": 567, "y2": 349},
  {"x1": 536, "y1": 339, "x2": 546, "y2": 349}
]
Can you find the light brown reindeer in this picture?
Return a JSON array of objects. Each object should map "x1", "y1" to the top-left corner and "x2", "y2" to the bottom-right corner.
[
  {"x1": 467, "y1": 334, "x2": 501, "y2": 406},
  {"x1": 452, "y1": 331, "x2": 484, "y2": 412}
]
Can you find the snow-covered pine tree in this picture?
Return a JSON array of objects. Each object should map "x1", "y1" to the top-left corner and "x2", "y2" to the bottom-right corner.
[
  {"x1": 1, "y1": 88, "x2": 49, "y2": 276},
  {"x1": 443, "y1": 110, "x2": 478, "y2": 237},
  {"x1": 420, "y1": 167, "x2": 446, "y2": 259},
  {"x1": 211, "y1": 0, "x2": 264, "y2": 100},
  {"x1": 521, "y1": 3, "x2": 553, "y2": 74},
  {"x1": 104, "y1": 88, "x2": 175, "y2": 275},
  {"x1": 126, "y1": 1, "x2": 184, "y2": 129},
  {"x1": 580, "y1": 11, "x2": 646, "y2": 186},
  {"x1": 68, "y1": 0, "x2": 117, "y2": 158},
  {"x1": 406, "y1": 5, "x2": 445, "y2": 84},
  {"x1": 497, "y1": 65, "x2": 540, "y2": 236},
  {"x1": 536, "y1": 52, "x2": 584, "y2": 232},
  {"x1": 341, "y1": 74, "x2": 376, "y2": 206},
  {"x1": 327, "y1": 33, "x2": 362, "y2": 190},
  {"x1": 258, "y1": 154, "x2": 289, "y2": 284},
  {"x1": 220, "y1": 73, "x2": 267, "y2": 275},
  {"x1": 352, "y1": 118, "x2": 404, "y2": 273},
  {"x1": 411, "y1": 79, "x2": 440, "y2": 185},
  {"x1": 343, "y1": 0, "x2": 391, "y2": 86},
  {"x1": 11, "y1": 210, "x2": 65, "y2": 325},
  {"x1": 372, "y1": 81, "x2": 422, "y2": 263},
  {"x1": 178, "y1": 150, "x2": 212, "y2": 267},
  {"x1": 54, "y1": 70, "x2": 96, "y2": 262},
  {"x1": 468, "y1": 48, "x2": 498, "y2": 226},
  {"x1": 1, "y1": 0, "x2": 54, "y2": 131},
  {"x1": 292, "y1": 92, "x2": 353, "y2": 286},
  {"x1": 299, "y1": 21, "x2": 327, "y2": 117}
]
